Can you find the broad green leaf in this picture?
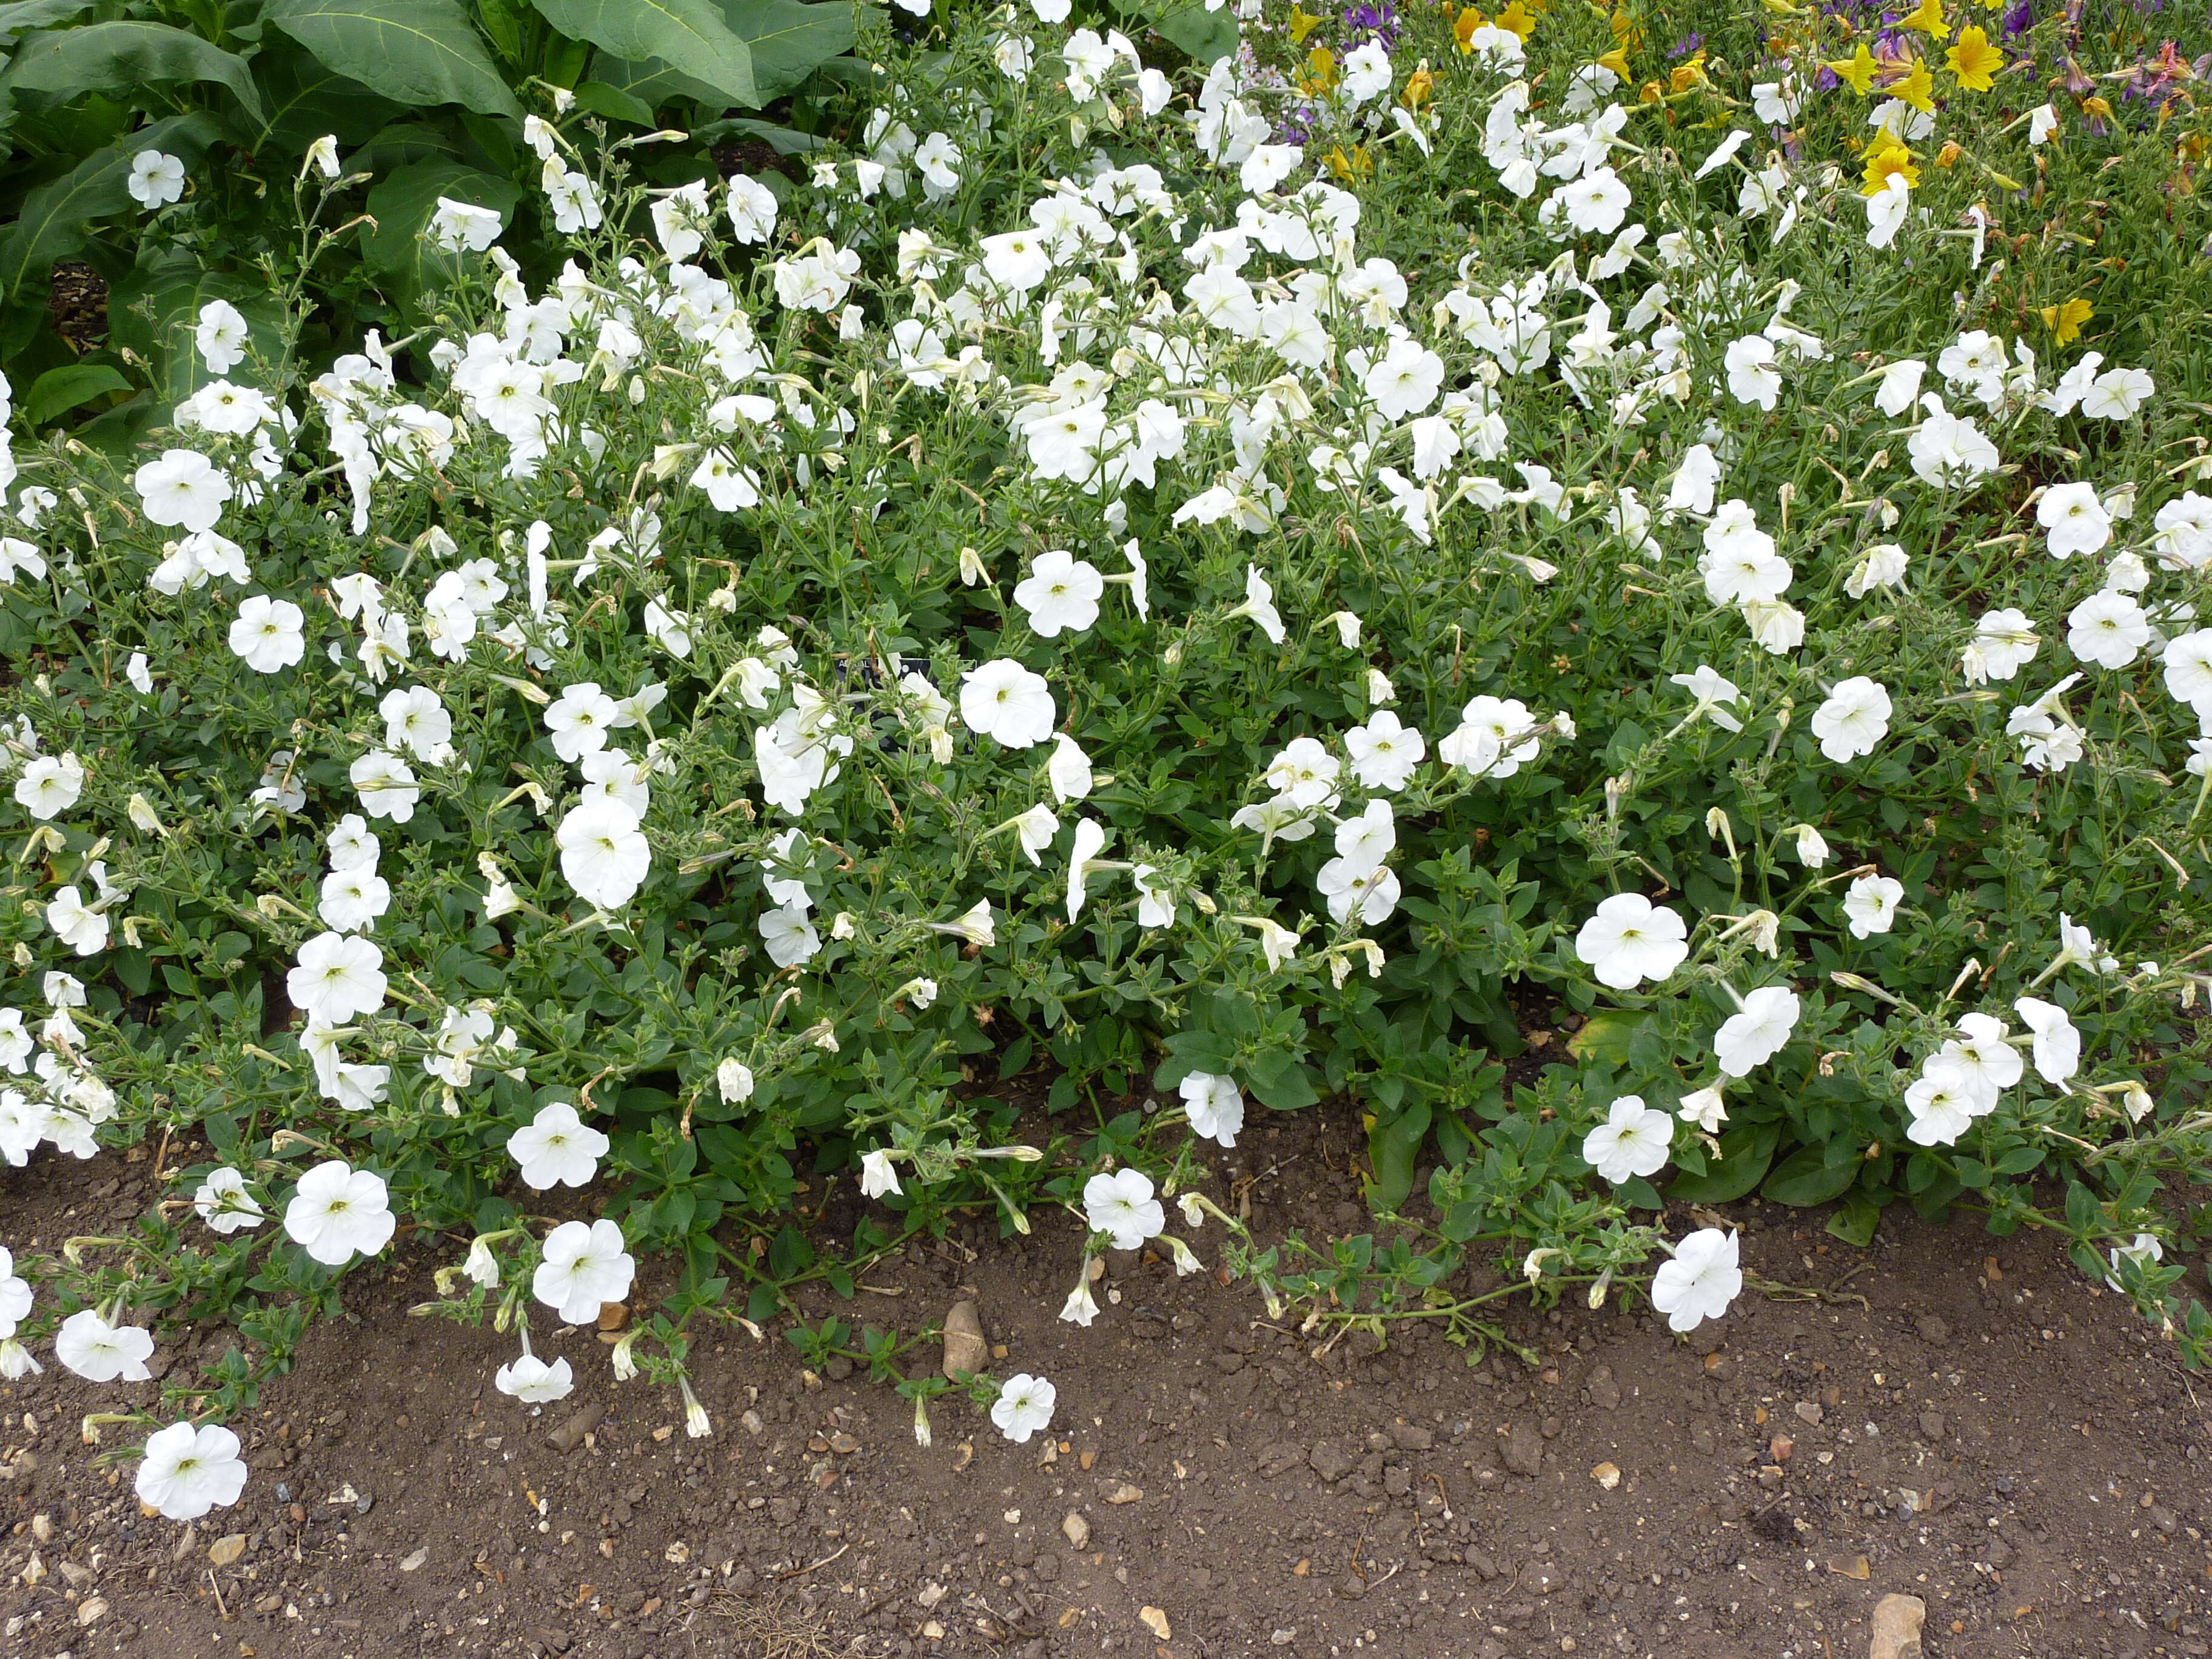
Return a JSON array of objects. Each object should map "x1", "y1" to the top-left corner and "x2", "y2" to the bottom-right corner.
[
  {"x1": 0, "y1": 111, "x2": 220, "y2": 301},
  {"x1": 361, "y1": 158, "x2": 522, "y2": 307},
  {"x1": 19, "y1": 361, "x2": 127, "y2": 426},
  {"x1": 0, "y1": 0, "x2": 92, "y2": 41},
  {"x1": 1826, "y1": 1193, "x2": 1884, "y2": 1248},
  {"x1": 0, "y1": 22, "x2": 266, "y2": 121},
  {"x1": 1664, "y1": 1120, "x2": 1780, "y2": 1204},
  {"x1": 1761, "y1": 1143, "x2": 1865, "y2": 1207},
  {"x1": 264, "y1": 0, "x2": 523, "y2": 120},
  {"x1": 530, "y1": 0, "x2": 757, "y2": 107},
  {"x1": 1564, "y1": 1009, "x2": 1639, "y2": 1065},
  {"x1": 1147, "y1": 0, "x2": 1237, "y2": 64},
  {"x1": 692, "y1": 113, "x2": 823, "y2": 153},
  {"x1": 571, "y1": 78, "x2": 656, "y2": 127},
  {"x1": 717, "y1": 0, "x2": 854, "y2": 102},
  {"x1": 240, "y1": 35, "x2": 404, "y2": 155}
]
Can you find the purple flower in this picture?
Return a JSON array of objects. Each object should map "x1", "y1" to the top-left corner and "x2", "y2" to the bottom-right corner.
[
  {"x1": 1667, "y1": 31, "x2": 1705, "y2": 56},
  {"x1": 2001, "y1": 0, "x2": 2033, "y2": 35}
]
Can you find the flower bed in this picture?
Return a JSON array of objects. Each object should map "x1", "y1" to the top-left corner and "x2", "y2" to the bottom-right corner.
[{"x1": 0, "y1": 0, "x2": 2208, "y2": 1525}]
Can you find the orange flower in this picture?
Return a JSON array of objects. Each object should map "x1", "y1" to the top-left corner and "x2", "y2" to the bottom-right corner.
[
  {"x1": 1945, "y1": 24, "x2": 2002, "y2": 90},
  {"x1": 1669, "y1": 50, "x2": 1707, "y2": 92}
]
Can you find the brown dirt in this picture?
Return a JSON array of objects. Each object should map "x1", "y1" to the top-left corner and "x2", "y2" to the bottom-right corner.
[{"x1": 2, "y1": 1105, "x2": 2210, "y2": 1659}]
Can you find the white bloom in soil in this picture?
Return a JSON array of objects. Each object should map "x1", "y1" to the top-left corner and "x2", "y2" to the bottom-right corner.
[
  {"x1": 859, "y1": 1150, "x2": 902, "y2": 1198},
  {"x1": 1581, "y1": 1095, "x2": 1674, "y2": 1184},
  {"x1": 283, "y1": 1160, "x2": 396, "y2": 1266},
  {"x1": 135, "y1": 1421, "x2": 249, "y2": 1521},
  {"x1": 1574, "y1": 893, "x2": 1689, "y2": 990},
  {"x1": 1178, "y1": 1071, "x2": 1245, "y2": 1148},
  {"x1": 429, "y1": 196, "x2": 504, "y2": 253},
  {"x1": 557, "y1": 798, "x2": 650, "y2": 910},
  {"x1": 0, "y1": 1247, "x2": 30, "y2": 1338},
  {"x1": 193, "y1": 1166, "x2": 264, "y2": 1234},
  {"x1": 2066, "y1": 589, "x2": 2150, "y2": 671},
  {"x1": 1936, "y1": 1012, "x2": 2022, "y2": 1099},
  {"x1": 1810, "y1": 677, "x2": 1892, "y2": 763},
  {"x1": 1650, "y1": 1228, "x2": 1743, "y2": 1333},
  {"x1": 228, "y1": 594, "x2": 306, "y2": 673},
  {"x1": 1713, "y1": 987, "x2": 1800, "y2": 1079},
  {"x1": 129, "y1": 150, "x2": 186, "y2": 208},
  {"x1": 194, "y1": 300, "x2": 249, "y2": 375},
  {"x1": 545, "y1": 682, "x2": 622, "y2": 763},
  {"x1": 507, "y1": 1101, "x2": 609, "y2": 1191},
  {"x1": 1046, "y1": 733, "x2": 1093, "y2": 804},
  {"x1": 318, "y1": 866, "x2": 390, "y2": 934},
  {"x1": 534, "y1": 1218, "x2": 634, "y2": 1325},
  {"x1": 1344, "y1": 711, "x2": 1425, "y2": 791},
  {"x1": 728, "y1": 175, "x2": 779, "y2": 244},
  {"x1": 495, "y1": 1353, "x2": 575, "y2": 1404},
  {"x1": 134, "y1": 449, "x2": 232, "y2": 533},
  {"x1": 2038, "y1": 481, "x2": 2112, "y2": 559},
  {"x1": 55, "y1": 1309, "x2": 155, "y2": 1382},
  {"x1": 2162, "y1": 629, "x2": 2212, "y2": 717},
  {"x1": 14, "y1": 752, "x2": 85, "y2": 819},
  {"x1": 1904, "y1": 1056, "x2": 1986, "y2": 1146},
  {"x1": 991, "y1": 1373, "x2": 1057, "y2": 1444},
  {"x1": 1842, "y1": 874, "x2": 1903, "y2": 939},
  {"x1": 1014, "y1": 549, "x2": 1104, "y2": 637},
  {"x1": 1677, "y1": 1088, "x2": 1728, "y2": 1133},
  {"x1": 959, "y1": 660, "x2": 1056, "y2": 748},
  {"x1": 45, "y1": 885, "x2": 108, "y2": 956},
  {"x1": 287, "y1": 931, "x2": 386, "y2": 1024},
  {"x1": 2013, "y1": 996, "x2": 2080, "y2": 1084},
  {"x1": 1082, "y1": 1168, "x2": 1163, "y2": 1251}
]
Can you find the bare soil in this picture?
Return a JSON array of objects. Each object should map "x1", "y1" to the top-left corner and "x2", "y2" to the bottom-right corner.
[{"x1": 3, "y1": 1105, "x2": 2210, "y2": 1659}]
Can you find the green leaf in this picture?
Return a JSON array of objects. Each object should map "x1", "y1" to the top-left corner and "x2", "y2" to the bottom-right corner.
[
  {"x1": 1147, "y1": 0, "x2": 1239, "y2": 64},
  {"x1": 1663, "y1": 1121, "x2": 1780, "y2": 1204},
  {"x1": 360, "y1": 158, "x2": 522, "y2": 305},
  {"x1": 264, "y1": 0, "x2": 524, "y2": 120},
  {"x1": 19, "y1": 361, "x2": 127, "y2": 426},
  {"x1": 241, "y1": 35, "x2": 406, "y2": 154},
  {"x1": 1826, "y1": 1193, "x2": 1883, "y2": 1248},
  {"x1": 0, "y1": 22, "x2": 266, "y2": 121},
  {"x1": 1364, "y1": 1100, "x2": 1430, "y2": 1212},
  {"x1": 1564, "y1": 1010, "x2": 1640, "y2": 1066},
  {"x1": 0, "y1": 111, "x2": 220, "y2": 301},
  {"x1": 1761, "y1": 1144, "x2": 1865, "y2": 1207},
  {"x1": 570, "y1": 78, "x2": 657, "y2": 126},
  {"x1": 0, "y1": 0, "x2": 93, "y2": 42},
  {"x1": 717, "y1": 0, "x2": 854, "y2": 102},
  {"x1": 531, "y1": 0, "x2": 758, "y2": 107}
]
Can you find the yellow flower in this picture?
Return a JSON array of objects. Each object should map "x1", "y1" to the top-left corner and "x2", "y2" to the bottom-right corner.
[
  {"x1": 1299, "y1": 45, "x2": 1339, "y2": 95},
  {"x1": 1669, "y1": 50, "x2": 1707, "y2": 92},
  {"x1": 1934, "y1": 139, "x2": 1962, "y2": 166},
  {"x1": 1453, "y1": 6, "x2": 1487, "y2": 52},
  {"x1": 1609, "y1": 6, "x2": 1644, "y2": 50},
  {"x1": 2083, "y1": 94, "x2": 2114, "y2": 119},
  {"x1": 1862, "y1": 140, "x2": 1920, "y2": 194},
  {"x1": 1402, "y1": 65, "x2": 1436, "y2": 109},
  {"x1": 1899, "y1": 0, "x2": 1948, "y2": 38},
  {"x1": 1894, "y1": 56, "x2": 1936, "y2": 112},
  {"x1": 1598, "y1": 45, "x2": 1631, "y2": 77},
  {"x1": 1826, "y1": 42, "x2": 1879, "y2": 95},
  {"x1": 1324, "y1": 143, "x2": 1374, "y2": 181},
  {"x1": 2040, "y1": 297, "x2": 2094, "y2": 346},
  {"x1": 1945, "y1": 24, "x2": 2002, "y2": 89},
  {"x1": 1638, "y1": 78, "x2": 1664, "y2": 102},
  {"x1": 1495, "y1": 0, "x2": 1538, "y2": 38},
  {"x1": 1288, "y1": 4, "x2": 1322, "y2": 42}
]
